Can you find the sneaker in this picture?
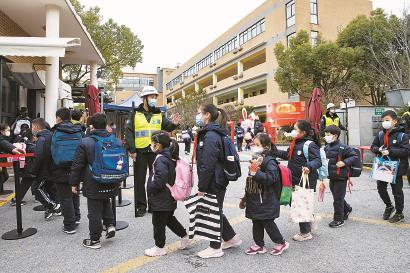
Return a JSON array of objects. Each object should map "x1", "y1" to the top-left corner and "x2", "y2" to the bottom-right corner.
[
  {"x1": 221, "y1": 235, "x2": 242, "y2": 250},
  {"x1": 106, "y1": 225, "x2": 116, "y2": 239},
  {"x1": 136, "y1": 209, "x2": 146, "y2": 217},
  {"x1": 44, "y1": 210, "x2": 53, "y2": 220},
  {"x1": 344, "y1": 208, "x2": 353, "y2": 220},
  {"x1": 292, "y1": 233, "x2": 313, "y2": 242},
  {"x1": 83, "y1": 239, "x2": 101, "y2": 249},
  {"x1": 53, "y1": 208, "x2": 62, "y2": 216},
  {"x1": 271, "y1": 241, "x2": 290, "y2": 256},
  {"x1": 311, "y1": 214, "x2": 322, "y2": 234},
  {"x1": 179, "y1": 236, "x2": 192, "y2": 250},
  {"x1": 197, "y1": 247, "x2": 224, "y2": 259},
  {"x1": 75, "y1": 220, "x2": 81, "y2": 226},
  {"x1": 383, "y1": 206, "x2": 395, "y2": 220},
  {"x1": 10, "y1": 198, "x2": 26, "y2": 206},
  {"x1": 329, "y1": 220, "x2": 345, "y2": 228},
  {"x1": 388, "y1": 213, "x2": 405, "y2": 223},
  {"x1": 63, "y1": 227, "x2": 76, "y2": 235},
  {"x1": 245, "y1": 244, "x2": 267, "y2": 255},
  {"x1": 144, "y1": 246, "x2": 167, "y2": 257}
]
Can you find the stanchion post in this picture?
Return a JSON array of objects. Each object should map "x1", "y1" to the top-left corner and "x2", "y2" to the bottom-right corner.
[
  {"x1": 116, "y1": 181, "x2": 131, "y2": 207},
  {"x1": 111, "y1": 193, "x2": 129, "y2": 231},
  {"x1": 131, "y1": 101, "x2": 138, "y2": 217}
]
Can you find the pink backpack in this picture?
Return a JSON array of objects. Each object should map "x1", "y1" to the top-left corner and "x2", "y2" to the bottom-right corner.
[{"x1": 154, "y1": 155, "x2": 194, "y2": 201}]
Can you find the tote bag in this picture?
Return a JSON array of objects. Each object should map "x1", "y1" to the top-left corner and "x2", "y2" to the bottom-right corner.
[
  {"x1": 291, "y1": 174, "x2": 315, "y2": 223},
  {"x1": 370, "y1": 157, "x2": 399, "y2": 184}
]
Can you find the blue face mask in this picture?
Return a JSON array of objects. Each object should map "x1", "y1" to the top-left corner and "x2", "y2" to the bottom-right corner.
[
  {"x1": 148, "y1": 98, "x2": 157, "y2": 108},
  {"x1": 196, "y1": 113, "x2": 204, "y2": 126}
]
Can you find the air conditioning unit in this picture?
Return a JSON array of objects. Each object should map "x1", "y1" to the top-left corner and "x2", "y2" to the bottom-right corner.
[
  {"x1": 233, "y1": 75, "x2": 238, "y2": 80},
  {"x1": 213, "y1": 85, "x2": 217, "y2": 88},
  {"x1": 238, "y1": 46, "x2": 243, "y2": 51},
  {"x1": 238, "y1": 73, "x2": 243, "y2": 78},
  {"x1": 210, "y1": 86, "x2": 214, "y2": 90},
  {"x1": 233, "y1": 48, "x2": 239, "y2": 54}
]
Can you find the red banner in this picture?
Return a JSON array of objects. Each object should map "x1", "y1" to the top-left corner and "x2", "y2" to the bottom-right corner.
[{"x1": 266, "y1": 102, "x2": 305, "y2": 127}]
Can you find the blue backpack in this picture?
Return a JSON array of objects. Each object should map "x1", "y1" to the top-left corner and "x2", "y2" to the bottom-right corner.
[
  {"x1": 51, "y1": 128, "x2": 83, "y2": 167},
  {"x1": 215, "y1": 132, "x2": 242, "y2": 181},
  {"x1": 89, "y1": 135, "x2": 128, "y2": 184},
  {"x1": 303, "y1": 140, "x2": 329, "y2": 180}
]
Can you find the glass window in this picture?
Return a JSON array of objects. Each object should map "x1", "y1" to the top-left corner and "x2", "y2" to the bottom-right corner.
[
  {"x1": 286, "y1": 1, "x2": 296, "y2": 27},
  {"x1": 287, "y1": 32, "x2": 296, "y2": 46},
  {"x1": 311, "y1": 31, "x2": 319, "y2": 46},
  {"x1": 310, "y1": 0, "x2": 318, "y2": 24},
  {"x1": 239, "y1": 18, "x2": 266, "y2": 45}
]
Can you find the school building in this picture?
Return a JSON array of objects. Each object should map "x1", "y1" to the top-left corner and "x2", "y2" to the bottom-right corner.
[
  {"x1": 0, "y1": 0, "x2": 104, "y2": 125},
  {"x1": 162, "y1": 0, "x2": 372, "y2": 121}
]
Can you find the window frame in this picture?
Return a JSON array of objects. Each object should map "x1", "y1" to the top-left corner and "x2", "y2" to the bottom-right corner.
[
  {"x1": 310, "y1": 0, "x2": 318, "y2": 24},
  {"x1": 286, "y1": 0, "x2": 296, "y2": 28}
]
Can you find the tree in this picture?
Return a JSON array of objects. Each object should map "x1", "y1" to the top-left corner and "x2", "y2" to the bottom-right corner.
[
  {"x1": 65, "y1": 0, "x2": 143, "y2": 87},
  {"x1": 173, "y1": 90, "x2": 211, "y2": 129},
  {"x1": 274, "y1": 31, "x2": 364, "y2": 103},
  {"x1": 222, "y1": 104, "x2": 254, "y2": 122}
]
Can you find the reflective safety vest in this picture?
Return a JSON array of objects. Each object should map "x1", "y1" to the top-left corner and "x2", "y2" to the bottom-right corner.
[
  {"x1": 134, "y1": 112, "x2": 162, "y2": 148},
  {"x1": 402, "y1": 111, "x2": 410, "y2": 117},
  {"x1": 324, "y1": 115, "x2": 340, "y2": 127}
]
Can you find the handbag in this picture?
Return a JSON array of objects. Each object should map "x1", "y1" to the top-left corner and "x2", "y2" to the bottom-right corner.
[
  {"x1": 290, "y1": 173, "x2": 315, "y2": 223},
  {"x1": 370, "y1": 156, "x2": 399, "y2": 184}
]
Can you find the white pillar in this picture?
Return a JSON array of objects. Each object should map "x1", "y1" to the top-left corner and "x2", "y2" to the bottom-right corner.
[
  {"x1": 213, "y1": 96, "x2": 218, "y2": 105},
  {"x1": 213, "y1": 74, "x2": 218, "y2": 85},
  {"x1": 90, "y1": 62, "x2": 98, "y2": 88},
  {"x1": 237, "y1": 61, "x2": 243, "y2": 75},
  {"x1": 195, "y1": 82, "x2": 200, "y2": 92},
  {"x1": 182, "y1": 89, "x2": 186, "y2": 98},
  {"x1": 237, "y1": 87, "x2": 244, "y2": 104},
  {"x1": 45, "y1": 5, "x2": 60, "y2": 125}
]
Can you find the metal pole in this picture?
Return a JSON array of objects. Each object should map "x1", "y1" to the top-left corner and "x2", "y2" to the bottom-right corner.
[
  {"x1": 0, "y1": 58, "x2": 3, "y2": 123},
  {"x1": 344, "y1": 98, "x2": 349, "y2": 145},
  {"x1": 131, "y1": 101, "x2": 137, "y2": 217},
  {"x1": 100, "y1": 90, "x2": 104, "y2": 113}
]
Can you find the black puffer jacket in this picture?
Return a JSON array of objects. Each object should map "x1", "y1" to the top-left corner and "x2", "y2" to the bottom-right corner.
[
  {"x1": 69, "y1": 130, "x2": 119, "y2": 199},
  {"x1": 196, "y1": 122, "x2": 228, "y2": 194},
  {"x1": 324, "y1": 140, "x2": 359, "y2": 181},
  {"x1": 31, "y1": 129, "x2": 52, "y2": 179},
  {"x1": 49, "y1": 121, "x2": 84, "y2": 184},
  {"x1": 147, "y1": 148, "x2": 177, "y2": 211},
  {"x1": 0, "y1": 134, "x2": 15, "y2": 155},
  {"x1": 371, "y1": 126, "x2": 410, "y2": 176},
  {"x1": 245, "y1": 154, "x2": 281, "y2": 220},
  {"x1": 272, "y1": 136, "x2": 321, "y2": 189},
  {"x1": 235, "y1": 126, "x2": 245, "y2": 139}
]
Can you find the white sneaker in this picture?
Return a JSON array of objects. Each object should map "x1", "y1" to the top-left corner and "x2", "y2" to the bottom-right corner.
[
  {"x1": 197, "y1": 247, "x2": 224, "y2": 259},
  {"x1": 144, "y1": 246, "x2": 167, "y2": 257},
  {"x1": 221, "y1": 235, "x2": 242, "y2": 250},
  {"x1": 292, "y1": 233, "x2": 313, "y2": 242},
  {"x1": 311, "y1": 215, "x2": 322, "y2": 234},
  {"x1": 179, "y1": 236, "x2": 192, "y2": 250}
]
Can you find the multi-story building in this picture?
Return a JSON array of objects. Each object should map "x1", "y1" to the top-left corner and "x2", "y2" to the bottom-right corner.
[{"x1": 163, "y1": 0, "x2": 372, "y2": 121}]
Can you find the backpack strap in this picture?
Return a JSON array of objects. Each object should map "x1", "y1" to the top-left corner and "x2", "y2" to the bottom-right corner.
[
  {"x1": 336, "y1": 145, "x2": 346, "y2": 176},
  {"x1": 378, "y1": 131, "x2": 384, "y2": 145},
  {"x1": 303, "y1": 140, "x2": 313, "y2": 162},
  {"x1": 398, "y1": 132, "x2": 404, "y2": 144}
]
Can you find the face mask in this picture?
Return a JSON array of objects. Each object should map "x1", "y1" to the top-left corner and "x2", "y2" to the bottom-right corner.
[
  {"x1": 148, "y1": 98, "x2": 157, "y2": 108},
  {"x1": 324, "y1": 135, "x2": 335, "y2": 144},
  {"x1": 382, "y1": 121, "x2": 393, "y2": 130},
  {"x1": 329, "y1": 109, "x2": 336, "y2": 114},
  {"x1": 251, "y1": 146, "x2": 264, "y2": 155},
  {"x1": 289, "y1": 130, "x2": 299, "y2": 139},
  {"x1": 196, "y1": 113, "x2": 205, "y2": 126}
]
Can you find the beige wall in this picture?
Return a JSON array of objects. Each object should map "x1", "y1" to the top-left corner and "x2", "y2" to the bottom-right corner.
[
  {"x1": 0, "y1": 10, "x2": 45, "y2": 65},
  {"x1": 163, "y1": 0, "x2": 372, "y2": 114}
]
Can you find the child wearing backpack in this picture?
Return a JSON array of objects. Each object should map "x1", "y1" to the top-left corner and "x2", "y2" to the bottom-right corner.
[
  {"x1": 324, "y1": 125, "x2": 359, "y2": 228},
  {"x1": 272, "y1": 120, "x2": 322, "y2": 242},
  {"x1": 70, "y1": 113, "x2": 124, "y2": 249},
  {"x1": 244, "y1": 133, "x2": 289, "y2": 256},
  {"x1": 144, "y1": 131, "x2": 190, "y2": 257},
  {"x1": 371, "y1": 110, "x2": 410, "y2": 223}
]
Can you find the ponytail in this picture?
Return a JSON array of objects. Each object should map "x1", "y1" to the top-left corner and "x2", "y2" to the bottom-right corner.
[
  {"x1": 170, "y1": 139, "x2": 180, "y2": 160},
  {"x1": 216, "y1": 108, "x2": 228, "y2": 128},
  {"x1": 201, "y1": 103, "x2": 228, "y2": 128},
  {"x1": 296, "y1": 120, "x2": 321, "y2": 148}
]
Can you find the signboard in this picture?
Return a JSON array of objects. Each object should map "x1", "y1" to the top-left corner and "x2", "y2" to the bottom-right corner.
[
  {"x1": 375, "y1": 108, "x2": 385, "y2": 116},
  {"x1": 267, "y1": 102, "x2": 306, "y2": 127}
]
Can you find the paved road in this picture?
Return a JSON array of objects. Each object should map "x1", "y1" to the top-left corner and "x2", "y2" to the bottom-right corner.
[{"x1": 1, "y1": 149, "x2": 409, "y2": 273}]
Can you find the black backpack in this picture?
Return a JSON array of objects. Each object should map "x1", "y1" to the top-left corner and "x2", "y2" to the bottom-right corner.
[
  {"x1": 338, "y1": 146, "x2": 362, "y2": 178},
  {"x1": 215, "y1": 131, "x2": 242, "y2": 181}
]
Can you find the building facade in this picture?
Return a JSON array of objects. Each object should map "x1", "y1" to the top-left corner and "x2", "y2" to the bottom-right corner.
[{"x1": 163, "y1": 0, "x2": 372, "y2": 121}]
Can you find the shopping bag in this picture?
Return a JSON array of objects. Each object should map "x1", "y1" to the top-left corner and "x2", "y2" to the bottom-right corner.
[
  {"x1": 370, "y1": 157, "x2": 399, "y2": 184},
  {"x1": 290, "y1": 174, "x2": 314, "y2": 223},
  {"x1": 184, "y1": 193, "x2": 221, "y2": 243}
]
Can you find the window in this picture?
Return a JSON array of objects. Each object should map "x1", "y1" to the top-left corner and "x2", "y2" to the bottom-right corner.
[
  {"x1": 239, "y1": 18, "x2": 266, "y2": 45},
  {"x1": 310, "y1": 0, "x2": 318, "y2": 24},
  {"x1": 287, "y1": 32, "x2": 296, "y2": 46},
  {"x1": 214, "y1": 36, "x2": 238, "y2": 60},
  {"x1": 183, "y1": 65, "x2": 196, "y2": 78},
  {"x1": 311, "y1": 31, "x2": 318, "y2": 46},
  {"x1": 286, "y1": 1, "x2": 296, "y2": 27},
  {"x1": 196, "y1": 53, "x2": 213, "y2": 72}
]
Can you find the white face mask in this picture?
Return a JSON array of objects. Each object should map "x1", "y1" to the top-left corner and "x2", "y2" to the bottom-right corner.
[
  {"x1": 324, "y1": 135, "x2": 335, "y2": 144},
  {"x1": 329, "y1": 109, "x2": 336, "y2": 114},
  {"x1": 289, "y1": 130, "x2": 299, "y2": 139},
  {"x1": 382, "y1": 121, "x2": 393, "y2": 130},
  {"x1": 251, "y1": 146, "x2": 264, "y2": 155}
]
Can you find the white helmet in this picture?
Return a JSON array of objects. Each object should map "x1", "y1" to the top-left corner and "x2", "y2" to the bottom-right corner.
[
  {"x1": 141, "y1": 86, "x2": 159, "y2": 97},
  {"x1": 326, "y1": 103, "x2": 335, "y2": 110}
]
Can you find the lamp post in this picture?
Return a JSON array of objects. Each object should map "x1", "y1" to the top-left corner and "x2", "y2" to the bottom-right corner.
[{"x1": 344, "y1": 98, "x2": 349, "y2": 145}]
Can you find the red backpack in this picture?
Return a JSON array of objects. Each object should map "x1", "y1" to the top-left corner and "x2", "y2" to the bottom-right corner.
[{"x1": 278, "y1": 164, "x2": 292, "y2": 205}]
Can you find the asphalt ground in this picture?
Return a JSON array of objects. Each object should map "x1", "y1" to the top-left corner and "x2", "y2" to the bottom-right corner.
[{"x1": 0, "y1": 148, "x2": 410, "y2": 273}]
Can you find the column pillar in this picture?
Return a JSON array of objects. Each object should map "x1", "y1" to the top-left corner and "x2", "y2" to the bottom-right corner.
[
  {"x1": 213, "y1": 96, "x2": 218, "y2": 105},
  {"x1": 237, "y1": 61, "x2": 243, "y2": 75},
  {"x1": 182, "y1": 89, "x2": 186, "y2": 98},
  {"x1": 213, "y1": 74, "x2": 218, "y2": 85},
  {"x1": 237, "y1": 87, "x2": 244, "y2": 104},
  {"x1": 195, "y1": 82, "x2": 200, "y2": 92},
  {"x1": 90, "y1": 61, "x2": 98, "y2": 88},
  {"x1": 45, "y1": 5, "x2": 60, "y2": 125}
]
